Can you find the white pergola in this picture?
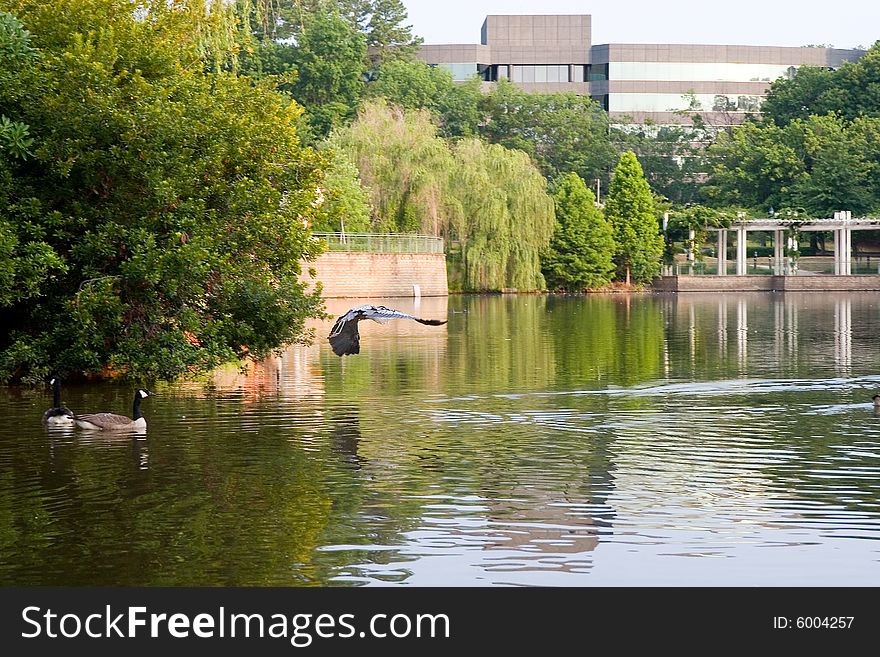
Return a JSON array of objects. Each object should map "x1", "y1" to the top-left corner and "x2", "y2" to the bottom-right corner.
[{"x1": 695, "y1": 212, "x2": 880, "y2": 275}]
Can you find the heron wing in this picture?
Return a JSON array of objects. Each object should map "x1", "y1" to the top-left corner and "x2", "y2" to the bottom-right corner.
[{"x1": 328, "y1": 318, "x2": 361, "y2": 356}]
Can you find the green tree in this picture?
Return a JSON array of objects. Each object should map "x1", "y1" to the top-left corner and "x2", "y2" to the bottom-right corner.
[
  {"x1": 367, "y1": 58, "x2": 451, "y2": 110},
  {"x1": 0, "y1": 0, "x2": 326, "y2": 382},
  {"x1": 363, "y1": 0, "x2": 422, "y2": 66},
  {"x1": 792, "y1": 114, "x2": 877, "y2": 215},
  {"x1": 704, "y1": 121, "x2": 808, "y2": 211},
  {"x1": 366, "y1": 58, "x2": 482, "y2": 137},
  {"x1": 480, "y1": 79, "x2": 615, "y2": 187},
  {"x1": 604, "y1": 152, "x2": 664, "y2": 286},
  {"x1": 331, "y1": 100, "x2": 453, "y2": 235},
  {"x1": 447, "y1": 139, "x2": 555, "y2": 292},
  {"x1": 616, "y1": 122, "x2": 709, "y2": 205},
  {"x1": 760, "y1": 66, "x2": 838, "y2": 127},
  {"x1": 288, "y1": 5, "x2": 367, "y2": 140},
  {"x1": 541, "y1": 173, "x2": 615, "y2": 291},
  {"x1": 333, "y1": 101, "x2": 554, "y2": 291},
  {"x1": 311, "y1": 144, "x2": 372, "y2": 233}
]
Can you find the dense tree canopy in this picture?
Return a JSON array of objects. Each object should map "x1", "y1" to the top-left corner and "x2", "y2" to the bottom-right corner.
[
  {"x1": 0, "y1": 0, "x2": 326, "y2": 382},
  {"x1": 480, "y1": 80, "x2": 615, "y2": 186}
]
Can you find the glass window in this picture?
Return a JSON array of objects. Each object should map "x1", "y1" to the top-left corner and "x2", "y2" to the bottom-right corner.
[
  {"x1": 438, "y1": 63, "x2": 479, "y2": 81},
  {"x1": 608, "y1": 93, "x2": 764, "y2": 113},
  {"x1": 588, "y1": 63, "x2": 609, "y2": 81},
  {"x1": 608, "y1": 62, "x2": 800, "y2": 83}
]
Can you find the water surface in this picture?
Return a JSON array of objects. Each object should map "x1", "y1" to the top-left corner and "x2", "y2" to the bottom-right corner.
[{"x1": 2, "y1": 292, "x2": 880, "y2": 586}]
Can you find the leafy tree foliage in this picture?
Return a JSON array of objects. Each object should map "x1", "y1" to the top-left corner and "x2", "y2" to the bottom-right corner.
[
  {"x1": 480, "y1": 80, "x2": 615, "y2": 186},
  {"x1": 286, "y1": 6, "x2": 367, "y2": 140},
  {"x1": 761, "y1": 42, "x2": 880, "y2": 126},
  {"x1": 541, "y1": 173, "x2": 615, "y2": 291},
  {"x1": 705, "y1": 113, "x2": 880, "y2": 216},
  {"x1": 330, "y1": 100, "x2": 453, "y2": 235},
  {"x1": 604, "y1": 152, "x2": 665, "y2": 285},
  {"x1": 447, "y1": 139, "x2": 554, "y2": 292},
  {"x1": 310, "y1": 145, "x2": 372, "y2": 233},
  {"x1": 0, "y1": 0, "x2": 325, "y2": 382},
  {"x1": 362, "y1": 0, "x2": 422, "y2": 66},
  {"x1": 332, "y1": 101, "x2": 554, "y2": 290},
  {"x1": 365, "y1": 58, "x2": 482, "y2": 137}
]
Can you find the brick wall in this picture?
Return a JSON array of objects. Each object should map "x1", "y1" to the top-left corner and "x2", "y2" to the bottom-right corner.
[
  {"x1": 300, "y1": 252, "x2": 448, "y2": 298},
  {"x1": 652, "y1": 275, "x2": 880, "y2": 292}
]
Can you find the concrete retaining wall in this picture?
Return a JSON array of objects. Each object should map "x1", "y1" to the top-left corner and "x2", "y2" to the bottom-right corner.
[
  {"x1": 652, "y1": 275, "x2": 880, "y2": 292},
  {"x1": 301, "y1": 252, "x2": 448, "y2": 298}
]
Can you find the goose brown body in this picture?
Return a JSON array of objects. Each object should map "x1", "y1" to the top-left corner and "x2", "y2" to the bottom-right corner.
[{"x1": 74, "y1": 389, "x2": 154, "y2": 430}]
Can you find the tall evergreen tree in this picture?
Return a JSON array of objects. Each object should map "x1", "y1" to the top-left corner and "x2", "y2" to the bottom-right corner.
[
  {"x1": 542, "y1": 173, "x2": 615, "y2": 291},
  {"x1": 364, "y1": 0, "x2": 422, "y2": 66},
  {"x1": 604, "y1": 152, "x2": 665, "y2": 286}
]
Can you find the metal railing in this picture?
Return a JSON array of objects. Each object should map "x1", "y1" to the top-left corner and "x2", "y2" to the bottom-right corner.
[
  {"x1": 312, "y1": 233, "x2": 444, "y2": 254},
  {"x1": 667, "y1": 256, "x2": 880, "y2": 276}
]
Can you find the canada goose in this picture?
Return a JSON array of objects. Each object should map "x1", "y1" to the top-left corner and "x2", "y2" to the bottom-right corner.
[
  {"x1": 43, "y1": 376, "x2": 75, "y2": 426},
  {"x1": 328, "y1": 304, "x2": 448, "y2": 356},
  {"x1": 873, "y1": 394, "x2": 880, "y2": 408},
  {"x1": 74, "y1": 388, "x2": 155, "y2": 431}
]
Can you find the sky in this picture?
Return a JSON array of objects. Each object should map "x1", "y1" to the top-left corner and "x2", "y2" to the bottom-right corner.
[{"x1": 400, "y1": 0, "x2": 878, "y2": 50}]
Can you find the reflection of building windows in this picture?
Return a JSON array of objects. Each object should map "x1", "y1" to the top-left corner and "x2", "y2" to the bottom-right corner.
[
  {"x1": 713, "y1": 95, "x2": 736, "y2": 112},
  {"x1": 737, "y1": 95, "x2": 762, "y2": 111},
  {"x1": 608, "y1": 93, "x2": 764, "y2": 113},
  {"x1": 511, "y1": 65, "x2": 573, "y2": 83}
]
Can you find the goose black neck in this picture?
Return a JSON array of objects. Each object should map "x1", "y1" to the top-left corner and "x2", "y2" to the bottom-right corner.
[
  {"x1": 52, "y1": 380, "x2": 61, "y2": 408},
  {"x1": 132, "y1": 391, "x2": 144, "y2": 421}
]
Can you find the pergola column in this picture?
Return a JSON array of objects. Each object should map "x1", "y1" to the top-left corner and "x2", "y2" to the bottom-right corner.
[
  {"x1": 717, "y1": 229, "x2": 726, "y2": 276},
  {"x1": 736, "y1": 227, "x2": 747, "y2": 276},
  {"x1": 833, "y1": 228, "x2": 841, "y2": 275},
  {"x1": 834, "y1": 211, "x2": 853, "y2": 275},
  {"x1": 773, "y1": 229, "x2": 784, "y2": 275}
]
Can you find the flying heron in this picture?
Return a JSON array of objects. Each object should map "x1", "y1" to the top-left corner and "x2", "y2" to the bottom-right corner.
[{"x1": 328, "y1": 305, "x2": 448, "y2": 356}]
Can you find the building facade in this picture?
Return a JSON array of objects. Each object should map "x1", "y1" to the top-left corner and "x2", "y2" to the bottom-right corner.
[{"x1": 416, "y1": 15, "x2": 864, "y2": 125}]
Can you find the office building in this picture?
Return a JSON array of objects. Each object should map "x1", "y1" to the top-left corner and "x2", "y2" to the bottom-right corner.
[{"x1": 416, "y1": 15, "x2": 864, "y2": 125}]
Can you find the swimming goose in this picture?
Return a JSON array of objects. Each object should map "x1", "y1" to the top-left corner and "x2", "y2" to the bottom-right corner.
[
  {"x1": 328, "y1": 304, "x2": 448, "y2": 356},
  {"x1": 74, "y1": 388, "x2": 155, "y2": 431},
  {"x1": 873, "y1": 394, "x2": 880, "y2": 409},
  {"x1": 43, "y1": 376, "x2": 75, "y2": 426}
]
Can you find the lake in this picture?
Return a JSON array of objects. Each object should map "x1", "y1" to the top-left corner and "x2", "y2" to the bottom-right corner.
[{"x1": 2, "y1": 292, "x2": 880, "y2": 586}]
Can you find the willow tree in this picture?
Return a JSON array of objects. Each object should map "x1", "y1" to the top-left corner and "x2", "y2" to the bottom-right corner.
[
  {"x1": 331, "y1": 101, "x2": 553, "y2": 291},
  {"x1": 329, "y1": 99, "x2": 453, "y2": 235},
  {"x1": 604, "y1": 151, "x2": 664, "y2": 286},
  {"x1": 447, "y1": 139, "x2": 554, "y2": 291}
]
